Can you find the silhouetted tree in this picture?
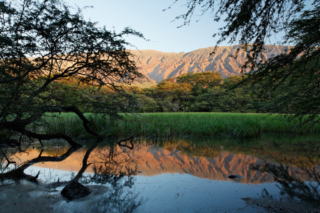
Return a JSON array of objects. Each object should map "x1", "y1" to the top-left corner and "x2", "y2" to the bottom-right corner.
[
  {"x1": 251, "y1": 157, "x2": 320, "y2": 206},
  {"x1": 0, "y1": 0, "x2": 144, "y2": 149},
  {"x1": 170, "y1": 0, "x2": 320, "y2": 127}
]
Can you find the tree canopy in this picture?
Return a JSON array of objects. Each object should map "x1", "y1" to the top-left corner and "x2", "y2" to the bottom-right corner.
[
  {"x1": 0, "y1": 0, "x2": 144, "y2": 148},
  {"x1": 171, "y1": 0, "x2": 320, "y2": 127}
]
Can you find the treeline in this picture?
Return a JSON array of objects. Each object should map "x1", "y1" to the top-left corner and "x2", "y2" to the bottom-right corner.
[
  {"x1": 48, "y1": 71, "x2": 294, "y2": 114},
  {"x1": 131, "y1": 72, "x2": 254, "y2": 113}
]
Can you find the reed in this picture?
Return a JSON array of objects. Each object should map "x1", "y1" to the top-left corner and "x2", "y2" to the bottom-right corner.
[{"x1": 42, "y1": 112, "x2": 320, "y2": 139}]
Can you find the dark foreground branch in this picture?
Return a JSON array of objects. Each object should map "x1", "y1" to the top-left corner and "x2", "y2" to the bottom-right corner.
[
  {"x1": 117, "y1": 136, "x2": 134, "y2": 150},
  {"x1": 43, "y1": 105, "x2": 103, "y2": 139},
  {"x1": 0, "y1": 146, "x2": 80, "y2": 182},
  {"x1": 0, "y1": 148, "x2": 16, "y2": 170},
  {"x1": 61, "y1": 136, "x2": 136, "y2": 200},
  {"x1": 62, "y1": 139, "x2": 102, "y2": 200},
  {"x1": 60, "y1": 106, "x2": 103, "y2": 139},
  {"x1": 0, "y1": 117, "x2": 82, "y2": 148},
  {"x1": 21, "y1": 129, "x2": 82, "y2": 148}
]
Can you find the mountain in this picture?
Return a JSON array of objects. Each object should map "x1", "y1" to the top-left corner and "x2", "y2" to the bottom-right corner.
[
  {"x1": 130, "y1": 45, "x2": 292, "y2": 84},
  {"x1": 13, "y1": 146, "x2": 271, "y2": 184},
  {"x1": 14, "y1": 144, "x2": 315, "y2": 184}
]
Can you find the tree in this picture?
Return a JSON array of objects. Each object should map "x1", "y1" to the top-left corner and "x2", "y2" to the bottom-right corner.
[
  {"x1": 0, "y1": 137, "x2": 139, "y2": 202},
  {"x1": 0, "y1": 0, "x2": 144, "y2": 148},
  {"x1": 171, "y1": 0, "x2": 320, "y2": 127},
  {"x1": 176, "y1": 71, "x2": 222, "y2": 87}
]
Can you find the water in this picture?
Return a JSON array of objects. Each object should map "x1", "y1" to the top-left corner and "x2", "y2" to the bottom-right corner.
[{"x1": 1, "y1": 135, "x2": 320, "y2": 212}]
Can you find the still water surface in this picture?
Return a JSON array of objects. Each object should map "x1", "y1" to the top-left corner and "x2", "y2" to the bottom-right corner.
[{"x1": 1, "y1": 134, "x2": 320, "y2": 212}]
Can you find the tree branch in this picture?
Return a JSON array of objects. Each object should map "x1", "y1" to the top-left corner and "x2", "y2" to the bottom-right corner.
[{"x1": 117, "y1": 136, "x2": 134, "y2": 150}]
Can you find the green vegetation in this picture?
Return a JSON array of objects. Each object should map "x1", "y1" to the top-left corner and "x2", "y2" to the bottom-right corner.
[
  {"x1": 1, "y1": 0, "x2": 319, "y2": 149},
  {"x1": 0, "y1": 0, "x2": 143, "y2": 148},
  {"x1": 28, "y1": 132, "x2": 320, "y2": 165},
  {"x1": 51, "y1": 72, "x2": 275, "y2": 114},
  {"x1": 43, "y1": 112, "x2": 320, "y2": 139},
  {"x1": 172, "y1": 0, "x2": 320, "y2": 128}
]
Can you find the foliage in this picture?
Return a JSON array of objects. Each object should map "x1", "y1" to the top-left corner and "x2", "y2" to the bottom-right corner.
[
  {"x1": 44, "y1": 112, "x2": 320, "y2": 139},
  {"x1": 252, "y1": 158, "x2": 320, "y2": 206},
  {"x1": 0, "y1": 0, "x2": 143, "y2": 148},
  {"x1": 176, "y1": 71, "x2": 223, "y2": 87},
  {"x1": 169, "y1": 0, "x2": 320, "y2": 128},
  {"x1": 52, "y1": 71, "x2": 305, "y2": 114}
]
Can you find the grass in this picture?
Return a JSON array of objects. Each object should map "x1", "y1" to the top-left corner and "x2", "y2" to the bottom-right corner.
[{"x1": 41, "y1": 112, "x2": 320, "y2": 139}]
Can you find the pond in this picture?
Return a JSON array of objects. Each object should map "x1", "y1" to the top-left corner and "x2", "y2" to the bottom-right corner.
[{"x1": 0, "y1": 134, "x2": 320, "y2": 213}]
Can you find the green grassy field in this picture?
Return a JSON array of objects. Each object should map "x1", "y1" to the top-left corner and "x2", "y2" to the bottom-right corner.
[{"x1": 41, "y1": 112, "x2": 320, "y2": 139}]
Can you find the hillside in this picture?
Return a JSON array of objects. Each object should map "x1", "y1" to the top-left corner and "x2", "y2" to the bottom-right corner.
[
  {"x1": 131, "y1": 45, "x2": 292, "y2": 83},
  {"x1": 13, "y1": 144, "x2": 316, "y2": 184}
]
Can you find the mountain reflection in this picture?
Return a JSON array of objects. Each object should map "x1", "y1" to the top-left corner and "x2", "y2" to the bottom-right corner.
[
  {"x1": 3, "y1": 135, "x2": 320, "y2": 185},
  {"x1": 1, "y1": 135, "x2": 320, "y2": 212},
  {"x1": 0, "y1": 138, "x2": 142, "y2": 211},
  {"x1": 250, "y1": 147, "x2": 320, "y2": 207},
  {"x1": 0, "y1": 146, "x2": 79, "y2": 182}
]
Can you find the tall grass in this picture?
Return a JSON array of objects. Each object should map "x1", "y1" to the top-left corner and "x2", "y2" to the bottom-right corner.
[
  {"x1": 42, "y1": 112, "x2": 320, "y2": 139},
  {"x1": 44, "y1": 113, "x2": 110, "y2": 139},
  {"x1": 116, "y1": 113, "x2": 261, "y2": 138}
]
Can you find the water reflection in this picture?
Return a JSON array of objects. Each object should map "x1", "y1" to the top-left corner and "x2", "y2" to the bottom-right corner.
[
  {"x1": 0, "y1": 146, "x2": 79, "y2": 182},
  {"x1": 4, "y1": 143, "x2": 274, "y2": 183},
  {"x1": 0, "y1": 134, "x2": 320, "y2": 212},
  {"x1": 0, "y1": 138, "x2": 142, "y2": 211},
  {"x1": 7, "y1": 135, "x2": 320, "y2": 184},
  {"x1": 251, "y1": 153, "x2": 320, "y2": 207}
]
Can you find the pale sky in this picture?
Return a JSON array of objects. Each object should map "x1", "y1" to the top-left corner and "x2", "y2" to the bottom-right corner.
[{"x1": 65, "y1": 0, "x2": 291, "y2": 53}]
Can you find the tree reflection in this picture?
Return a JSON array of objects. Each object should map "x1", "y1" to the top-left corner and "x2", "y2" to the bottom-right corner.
[
  {"x1": 0, "y1": 146, "x2": 79, "y2": 182},
  {"x1": 0, "y1": 137, "x2": 142, "y2": 212},
  {"x1": 84, "y1": 162, "x2": 142, "y2": 213},
  {"x1": 60, "y1": 138, "x2": 143, "y2": 212},
  {"x1": 251, "y1": 153, "x2": 320, "y2": 206}
]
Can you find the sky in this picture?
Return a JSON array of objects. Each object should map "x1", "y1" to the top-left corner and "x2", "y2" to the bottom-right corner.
[
  {"x1": 65, "y1": 0, "x2": 287, "y2": 53},
  {"x1": 64, "y1": 0, "x2": 231, "y2": 53}
]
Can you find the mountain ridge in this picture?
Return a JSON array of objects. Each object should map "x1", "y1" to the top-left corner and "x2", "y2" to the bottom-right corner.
[{"x1": 130, "y1": 45, "x2": 292, "y2": 83}]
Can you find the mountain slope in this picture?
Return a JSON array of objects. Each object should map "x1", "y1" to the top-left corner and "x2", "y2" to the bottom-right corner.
[{"x1": 131, "y1": 45, "x2": 292, "y2": 83}]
